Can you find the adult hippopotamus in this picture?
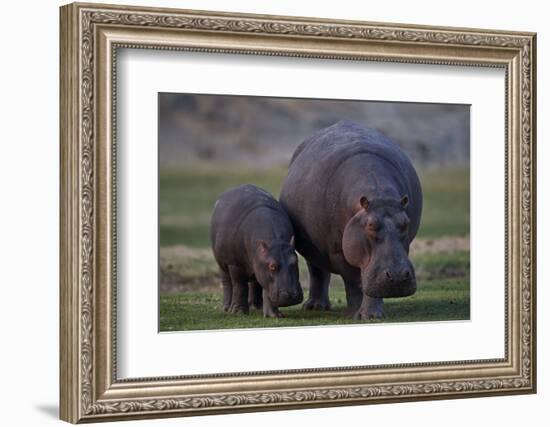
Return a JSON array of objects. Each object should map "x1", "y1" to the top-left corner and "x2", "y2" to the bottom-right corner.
[
  {"x1": 210, "y1": 184, "x2": 303, "y2": 318},
  {"x1": 280, "y1": 120, "x2": 422, "y2": 319}
]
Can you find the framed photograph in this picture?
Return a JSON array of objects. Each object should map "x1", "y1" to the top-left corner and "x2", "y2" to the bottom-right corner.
[{"x1": 59, "y1": 2, "x2": 537, "y2": 423}]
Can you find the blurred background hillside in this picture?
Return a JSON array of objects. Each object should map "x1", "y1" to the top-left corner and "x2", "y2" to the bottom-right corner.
[{"x1": 159, "y1": 93, "x2": 470, "y2": 169}]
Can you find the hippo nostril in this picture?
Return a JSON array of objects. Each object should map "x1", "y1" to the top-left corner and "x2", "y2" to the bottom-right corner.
[
  {"x1": 278, "y1": 290, "x2": 289, "y2": 299},
  {"x1": 276, "y1": 289, "x2": 303, "y2": 306},
  {"x1": 385, "y1": 270, "x2": 393, "y2": 281},
  {"x1": 403, "y1": 269, "x2": 411, "y2": 280}
]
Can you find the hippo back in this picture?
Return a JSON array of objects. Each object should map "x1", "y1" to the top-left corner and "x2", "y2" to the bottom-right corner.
[{"x1": 211, "y1": 184, "x2": 292, "y2": 258}]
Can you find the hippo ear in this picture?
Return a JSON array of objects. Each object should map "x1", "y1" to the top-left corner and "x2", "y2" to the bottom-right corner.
[
  {"x1": 289, "y1": 235, "x2": 295, "y2": 249},
  {"x1": 359, "y1": 196, "x2": 369, "y2": 211},
  {"x1": 400, "y1": 195, "x2": 409, "y2": 208},
  {"x1": 342, "y1": 216, "x2": 368, "y2": 267}
]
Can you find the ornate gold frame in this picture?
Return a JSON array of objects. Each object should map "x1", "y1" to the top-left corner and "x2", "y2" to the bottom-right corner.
[{"x1": 59, "y1": 2, "x2": 537, "y2": 423}]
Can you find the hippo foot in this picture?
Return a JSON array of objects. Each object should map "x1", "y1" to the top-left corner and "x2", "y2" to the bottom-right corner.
[
  {"x1": 228, "y1": 303, "x2": 249, "y2": 315},
  {"x1": 343, "y1": 305, "x2": 361, "y2": 318},
  {"x1": 352, "y1": 297, "x2": 384, "y2": 320},
  {"x1": 353, "y1": 308, "x2": 384, "y2": 321},
  {"x1": 264, "y1": 309, "x2": 284, "y2": 318},
  {"x1": 302, "y1": 297, "x2": 331, "y2": 311}
]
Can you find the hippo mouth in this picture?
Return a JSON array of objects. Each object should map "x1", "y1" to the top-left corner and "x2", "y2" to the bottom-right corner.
[
  {"x1": 273, "y1": 289, "x2": 304, "y2": 307},
  {"x1": 365, "y1": 278, "x2": 417, "y2": 299}
]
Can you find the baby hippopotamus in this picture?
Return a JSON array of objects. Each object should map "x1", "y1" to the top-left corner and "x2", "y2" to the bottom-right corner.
[{"x1": 210, "y1": 184, "x2": 303, "y2": 318}]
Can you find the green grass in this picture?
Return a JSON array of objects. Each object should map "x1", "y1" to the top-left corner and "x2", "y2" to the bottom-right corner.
[
  {"x1": 413, "y1": 250, "x2": 469, "y2": 281},
  {"x1": 159, "y1": 166, "x2": 469, "y2": 247},
  {"x1": 159, "y1": 247, "x2": 470, "y2": 331},
  {"x1": 159, "y1": 167, "x2": 287, "y2": 247},
  {"x1": 159, "y1": 277, "x2": 469, "y2": 331},
  {"x1": 417, "y1": 168, "x2": 470, "y2": 238}
]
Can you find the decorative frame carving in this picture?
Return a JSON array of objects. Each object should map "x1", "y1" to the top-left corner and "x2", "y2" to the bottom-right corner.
[{"x1": 60, "y1": 2, "x2": 536, "y2": 423}]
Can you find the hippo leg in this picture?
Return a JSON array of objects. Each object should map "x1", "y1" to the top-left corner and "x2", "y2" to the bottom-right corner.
[
  {"x1": 354, "y1": 296, "x2": 384, "y2": 320},
  {"x1": 342, "y1": 278, "x2": 363, "y2": 318},
  {"x1": 340, "y1": 270, "x2": 383, "y2": 319},
  {"x1": 262, "y1": 289, "x2": 283, "y2": 318},
  {"x1": 248, "y1": 280, "x2": 263, "y2": 310},
  {"x1": 220, "y1": 268, "x2": 232, "y2": 312},
  {"x1": 227, "y1": 266, "x2": 249, "y2": 315},
  {"x1": 339, "y1": 270, "x2": 363, "y2": 318},
  {"x1": 303, "y1": 262, "x2": 331, "y2": 311}
]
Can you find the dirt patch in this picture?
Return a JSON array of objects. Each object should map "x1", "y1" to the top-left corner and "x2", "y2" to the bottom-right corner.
[
  {"x1": 161, "y1": 245, "x2": 212, "y2": 259},
  {"x1": 160, "y1": 235, "x2": 470, "y2": 293},
  {"x1": 410, "y1": 235, "x2": 469, "y2": 256},
  {"x1": 160, "y1": 245, "x2": 220, "y2": 294},
  {"x1": 415, "y1": 263, "x2": 468, "y2": 281},
  {"x1": 160, "y1": 274, "x2": 220, "y2": 294}
]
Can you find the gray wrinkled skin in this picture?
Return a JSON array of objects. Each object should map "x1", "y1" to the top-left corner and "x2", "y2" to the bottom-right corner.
[
  {"x1": 280, "y1": 121, "x2": 423, "y2": 319},
  {"x1": 210, "y1": 184, "x2": 303, "y2": 318}
]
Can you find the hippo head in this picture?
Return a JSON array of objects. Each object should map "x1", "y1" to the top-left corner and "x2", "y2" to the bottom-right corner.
[
  {"x1": 253, "y1": 237, "x2": 303, "y2": 307},
  {"x1": 342, "y1": 195, "x2": 416, "y2": 298}
]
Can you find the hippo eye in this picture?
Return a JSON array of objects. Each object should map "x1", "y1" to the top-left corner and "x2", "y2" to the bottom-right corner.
[
  {"x1": 399, "y1": 217, "x2": 410, "y2": 232},
  {"x1": 269, "y1": 263, "x2": 279, "y2": 272},
  {"x1": 366, "y1": 220, "x2": 381, "y2": 232}
]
